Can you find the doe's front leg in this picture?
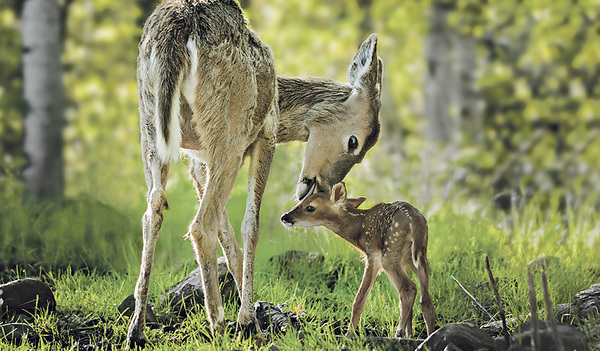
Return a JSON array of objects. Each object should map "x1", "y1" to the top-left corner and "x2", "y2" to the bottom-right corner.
[{"x1": 237, "y1": 137, "x2": 274, "y2": 339}]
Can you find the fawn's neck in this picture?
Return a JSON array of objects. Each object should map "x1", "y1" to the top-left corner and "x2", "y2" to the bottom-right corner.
[
  {"x1": 324, "y1": 206, "x2": 370, "y2": 251},
  {"x1": 275, "y1": 76, "x2": 352, "y2": 143}
]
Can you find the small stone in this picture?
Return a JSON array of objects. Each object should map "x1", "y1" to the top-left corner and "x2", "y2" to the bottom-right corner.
[
  {"x1": 160, "y1": 256, "x2": 238, "y2": 316},
  {"x1": 495, "y1": 321, "x2": 585, "y2": 351},
  {"x1": 0, "y1": 323, "x2": 36, "y2": 344},
  {"x1": 118, "y1": 294, "x2": 157, "y2": 325},
  {"x1": 416, "y1": 323, "x2": 497, "y2": 351},
  {"x1": 556, "y1": 283, "x2": 600, "y2": 323},
  {"x1": 366, "y1": 337, "x2": 423, "y2": 350},
  {"x1": 0, "y1": 278, "x2": 56, "y2": 318},
  {"x1": 254, "y1": 301, "x2": 301, "y2": 335}
]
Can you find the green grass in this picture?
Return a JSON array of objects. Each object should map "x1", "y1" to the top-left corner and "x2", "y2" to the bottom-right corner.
[{"x1": 1, "y1": 145, "x2": 599, "y2": 349}]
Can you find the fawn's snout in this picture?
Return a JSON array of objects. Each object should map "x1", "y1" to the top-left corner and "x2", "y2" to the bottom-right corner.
[{"x1": 280, "y1": 190, "x2": 331, "y2": 228}]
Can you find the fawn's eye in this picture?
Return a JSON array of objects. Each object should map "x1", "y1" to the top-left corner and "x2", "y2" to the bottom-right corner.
[
  {"x1": 306, "y1": 205, "x2": 316, "y2": 213},
  {"x1": 348, "y1": 135, "x2": 359, "y2": 151}
]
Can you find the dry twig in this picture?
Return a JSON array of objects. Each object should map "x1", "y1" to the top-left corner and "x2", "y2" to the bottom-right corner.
[
  {"x1": 484, "y1": 254, "x2": 510, "y2": 348},
  {"x1": 527, "y1": 272, "x2": 541, "y2": 351},
  {"x1": 541, "y1": 270, "x2": 565, "y2": 351},
  {"x1": 450, "y1": 275, "x2": 496, "y2": 322}
]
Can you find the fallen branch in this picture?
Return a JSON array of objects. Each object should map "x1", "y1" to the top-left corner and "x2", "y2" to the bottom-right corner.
[
  {"x1": 484, "y1": 254, "x2": 510, "y2": 348},
  {"x1": 450, "y1": 275, "x2": 496, "y2": 322},
  {"x1": 541, "y1": 270, "x2": 565, "y2": 351},
  {"x1": 527, "y1": 272, "x2": 541, "y2": 351}
]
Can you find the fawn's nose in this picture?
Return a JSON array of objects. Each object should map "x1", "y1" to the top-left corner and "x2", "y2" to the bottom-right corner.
[{"x1": 280, "y1": 213, "x2": 294, "y2": 227}]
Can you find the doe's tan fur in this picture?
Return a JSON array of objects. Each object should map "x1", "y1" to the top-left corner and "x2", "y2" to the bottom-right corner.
[
  {"x1": 281, "y1": 182, "x2": 435, "y2": 337},
  {"x1": 128, "y1": 0, "x2": 382, "y2": 347}
]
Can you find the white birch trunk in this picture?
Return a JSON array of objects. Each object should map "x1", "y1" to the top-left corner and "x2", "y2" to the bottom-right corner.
[
  {"x1": 22, "y1": 0, "x2": 64, "y2": 201},
  {"x1": 454, "y1": 32, "x2": 483, "y2": 143},
  {"x1": 424, "y1": 0, "x2": 456, "y2": 144}
]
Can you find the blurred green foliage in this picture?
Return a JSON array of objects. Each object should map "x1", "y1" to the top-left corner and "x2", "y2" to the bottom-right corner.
[
  {"x1": 0, "y1": 0, "x2": 598, "y2": 274},
  {"x1": 449, "y1": 0, "x2": 600, "y2": 204},
  {"x1": 0, "y1": 4, "x2": 25, "y2": 173}
]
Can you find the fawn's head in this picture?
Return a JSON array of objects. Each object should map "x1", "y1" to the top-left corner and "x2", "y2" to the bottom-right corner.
[
  {"x1": 295, "y1": 34, "x2": 382, "y2": 200},
  {"x1": 282, "y1": 182, "x2": 366, "y2": 228}
]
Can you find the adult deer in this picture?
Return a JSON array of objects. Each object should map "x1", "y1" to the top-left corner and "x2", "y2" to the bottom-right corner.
[
  {"x1": 128, "y1": 0, "x2": 382, "y2": 346},
  {"x1": 281, "y1": 182, "x2": 435, "y2": 337}
]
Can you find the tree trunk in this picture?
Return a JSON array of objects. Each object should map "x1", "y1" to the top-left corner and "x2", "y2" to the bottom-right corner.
[
  {"x1": 356, "y1": 0, "x2": 402, "y2": 154},
  {"x1": 357, "y1": 0, "x2": 373, "y2": 46},
  {"x1": 22, "y1": 0, "x2": 64, "y2": 201},
  {"x1": 424, "y1": 0, "x2": 456, "y2": 144},
  {"x1": 454, "y1": 32, "x2": 482, "y2": 143}
]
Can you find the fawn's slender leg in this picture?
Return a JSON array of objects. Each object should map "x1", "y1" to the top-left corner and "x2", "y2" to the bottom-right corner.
[
  {"x1": 411, "y1": 256, "x2": 435, "y2": 335},
  {"x1": 348, "y1": 258, "x2": 380, "y2": 336},
  {"x1": 189, "y1": 158, "x2": 243, "y2": 295},
  {"x1": 128, "y1": 146, "x2": 170, "y2": 347},
  {"x1": 385, "y1": 265, "x2": 417, "y2": 337},
  {"x1": 237, "y1": 136, "x2": 275, "y2": 331},
  {"x1": 187, "y1": 151, "x2": 243, "y2": 335}
]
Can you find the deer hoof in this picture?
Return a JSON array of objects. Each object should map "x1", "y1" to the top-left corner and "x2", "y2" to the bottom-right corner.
[
  {"x1": 234, "y1": 320, "x2": 266, "y2": 345},
  {"x1": 126, "y1": 332, "x2": 147, "y2": 349}
]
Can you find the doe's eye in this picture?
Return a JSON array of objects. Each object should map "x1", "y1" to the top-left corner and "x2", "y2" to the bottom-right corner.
[
  {"x1": 348, "y1": 135, "x2": 359, "y2": 151},
  {"x1": 306, "y1": 205, "x2": 316, "y2": 213}
]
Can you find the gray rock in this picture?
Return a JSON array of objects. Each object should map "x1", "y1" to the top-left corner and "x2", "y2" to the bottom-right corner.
[
  {"x1": 573, "y1": 283, "x2": 600, "y2": 319},
  {"x1": 118, "y1": 294, "x2": 157, "y2": 324},
  {"x1": 161, "y1": 256, "x2": 238, "y2": 316},
  {"x1": 480, "y1": 317, "x2": 519, "y2": 336},
  {"x1": 416, "y1": 323, "x2": 498, "y2": 351},
  {"x1": 254, "y1": 301, "x2": 300, "y2": 335},
  {"x1": 495, "y1": 321, "x2": 586, "y2": 351},
  {"x1": 0, "y1": 278, "x2": 56, "y2": 318},
  {"x1": 0, "y1": 323, "x2": 36, "y2": 343},
  {"x1": 365, "y1": 336, "x2": 423, "y2": 351},
  {"x1": 555, "y1": 283, "x2": 600, "y2": 323}
]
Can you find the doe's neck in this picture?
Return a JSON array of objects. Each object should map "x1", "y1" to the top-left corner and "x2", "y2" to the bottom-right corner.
[{"x1": 275, "y1": 76, "x2": 352, "y2": 143}]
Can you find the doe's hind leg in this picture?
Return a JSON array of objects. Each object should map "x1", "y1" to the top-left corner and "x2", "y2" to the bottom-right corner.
[
  {"x1": 188, "y1": 158, "x2": 243, "y2": 297},
  {"x1": 187, "y1": 151, "x2": 242, "y2": 335},
  {"x1": 127, "y1": 158, "x2": 170, "y2": 348}
]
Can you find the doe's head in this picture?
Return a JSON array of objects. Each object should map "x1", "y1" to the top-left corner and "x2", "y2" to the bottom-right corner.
[
  {"x1": 295, "y1": 34, "x2": 382, "y2": 200},
  {"x1": 281, "y1": 182, "x2": 366, "y2": 228}
]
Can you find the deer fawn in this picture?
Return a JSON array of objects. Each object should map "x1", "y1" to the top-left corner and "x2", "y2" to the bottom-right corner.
[
  {"x1": 281, "y1": 182, "x2": 435, "y2": 337},
  {"x1": 128, "y1": 0, "x2": 382, "y2": 346}
]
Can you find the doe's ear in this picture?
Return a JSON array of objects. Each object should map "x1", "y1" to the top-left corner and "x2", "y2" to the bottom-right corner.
[
  {"x1": 347, "y1": 33, "x2": 381, "y2": 97},
  {"x1": 346, "y1": 196, "x2": 366, "y2": 209},
  {"x1": 331, "y1": 182, "x2": 347, "y2": 204}
]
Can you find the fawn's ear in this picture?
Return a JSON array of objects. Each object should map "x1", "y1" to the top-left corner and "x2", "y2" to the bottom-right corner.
[
  {"x1": 347, "y1": 33, "x2": 381, "y2": 98},
  {"x1": 347, "y1": 196, "x2": 366, "y2": 208},
  {"x1": 331, "y1": 182, "x2": 347, "y2": 204}
]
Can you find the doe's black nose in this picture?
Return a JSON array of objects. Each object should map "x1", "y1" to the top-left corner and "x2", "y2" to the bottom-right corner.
[{"x1": 281, "y1": 213, "x2": 293, "y2": 226}]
